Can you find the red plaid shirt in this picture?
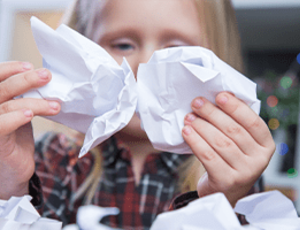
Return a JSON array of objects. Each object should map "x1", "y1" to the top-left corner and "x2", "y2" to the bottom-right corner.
[
  {"x1": 30, "y1": 132, "x2": 263, "y2": 229},
  {"x1": 31, "y1": 132, "x2": 191, "y2": 229}
]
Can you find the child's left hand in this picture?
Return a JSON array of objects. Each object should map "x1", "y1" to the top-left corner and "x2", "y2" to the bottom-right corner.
[{"x1": 182, "y1": 92, "x2": 275, "y2": 207}]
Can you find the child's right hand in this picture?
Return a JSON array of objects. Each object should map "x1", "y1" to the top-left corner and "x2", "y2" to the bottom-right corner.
[
  {"x1": 182, "y1": 92, "x2": 275, "y2": 207},
  {"x1": 0, "y1": 62, "x2": 61, "y2": 199}
]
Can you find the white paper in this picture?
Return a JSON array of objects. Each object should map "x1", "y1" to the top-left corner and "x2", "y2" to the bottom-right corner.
[
  {"x1": 63, "y1": 206, "x2": 121, "y2": 230},
  {"x1": 26, "y1": 17, "x2": 260, "y2": 156},
  {"x1": 235, "y1": 190, "x2": 300, "y2": 230},
  {"x1": 0, "y1": 196, "x2": 62, "y2": 230},
  {"x1": 137, "y1": 46, "x2": 261, "y2": 153},
  {"x1": 150, "y1": 191, "x2": 300, "y2": 230},
  {"x1": 23, "y1": 17, "x2": 138, "y2": 158},
  {"x1": 150, "y1": 193, "x2": 242, "y2": 230}
]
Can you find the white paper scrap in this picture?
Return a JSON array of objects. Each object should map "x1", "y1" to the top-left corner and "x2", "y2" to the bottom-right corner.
[
  {"x1": 150, "y1": 191, "x2": 300, "y2": 230},
  {"x1": 63, "y1": 205, "x2": 121, "y2": 230},
  {"x1": 150, "y1": 193, "x2": 242, "y2": 230},
  {"x1": 137, "y1": 46, "x2": 261, "y2": 153},
  {"x1": 235, "y1": 190, "x2": 300, "y2": 230},
  {"x1": 23, "y1": 17, "x2": 138, "y2": 157},
  {"x1": 0, "y1": 196, "x2": 62, "y2": 230}
]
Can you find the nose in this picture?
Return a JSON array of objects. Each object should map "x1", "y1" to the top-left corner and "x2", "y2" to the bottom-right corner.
[
  {"x1": 140, "y1": 44, "x2": 157, "y2": 63},
  {"x1": 128, "y1": 43, "x2": 158, "y2": 78}
]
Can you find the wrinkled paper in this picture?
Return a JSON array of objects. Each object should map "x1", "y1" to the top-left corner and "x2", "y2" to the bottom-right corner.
[
  {"x1": 23, "y1": 17, "x2": 138, "y2": 158},
  {"x1": 234, "y1": 190, "x2": 300, "y2": 230},
  {"x1": 63, "y1": 206, "x2": 120, "y2": 230},
  {"x1": 5, "y1": 191, "x2": 297, "y2": 230},
  {"x1": 25, "y1": 17, "x2": 260, "y2": 157},
  {"x1": 0, "y1": 196, "x2": 62, "y2": 230},
  {"x1": 137, "y1": 47, "x2": 261, "y2": 153},
  {"x1": 63, "y1": 191, "x2": 300, "y2": 230},
  {"x1": 150, "y1": 191, "x2": 300, "y2": 230}
]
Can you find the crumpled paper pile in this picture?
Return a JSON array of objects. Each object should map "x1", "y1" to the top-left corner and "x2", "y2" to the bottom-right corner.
[
  {"x1": 2, "y1": 191, "x2": 299, "y2": 230},
  {"x1": 62, "y1": 191, "x2": 300, "y2": 230},
  {"x1": 0, "y1": 195, "x2": 62, "y2": 230},
  {"x1": 151, "y1": 190, "x2": 300, "y2": 230},
  {"x1": 62, "y1": 206, "x2": 120, "y2": 230},
  {"x1": 23, "y1": 17, "x2": 260, "y2": 157}
]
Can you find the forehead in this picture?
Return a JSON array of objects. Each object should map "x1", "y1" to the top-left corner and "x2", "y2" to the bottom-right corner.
[{"x1": 95, "y1": 0, "x2": 203, "y2": 41}]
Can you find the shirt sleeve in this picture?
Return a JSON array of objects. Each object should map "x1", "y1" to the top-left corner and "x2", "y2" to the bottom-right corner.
[{"x1": 29, "y1": 172, "x2": 43, "y2": 209}]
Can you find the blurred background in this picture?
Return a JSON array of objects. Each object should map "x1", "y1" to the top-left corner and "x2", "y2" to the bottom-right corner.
[{"x1": 1, "y1": 0, "x2": 300, "y2": 212}]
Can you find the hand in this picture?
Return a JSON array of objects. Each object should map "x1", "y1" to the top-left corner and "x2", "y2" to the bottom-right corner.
[
  {"x1": 182, "y1": 92, "x2": 275, "y2": 207},
  {"x1": 0, "y1": 62, "x2": 61, "y2": 199}
]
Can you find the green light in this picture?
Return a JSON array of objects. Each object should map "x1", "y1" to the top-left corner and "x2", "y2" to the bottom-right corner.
[
  {"x1": 287, "y1": 168, "x2": 298, "y2": 178},
  {"x1": 280, "y1": 76, "x2": 293, "y2": 89}
]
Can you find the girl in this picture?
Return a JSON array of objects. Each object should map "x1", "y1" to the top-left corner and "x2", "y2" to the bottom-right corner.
[{"x1": 0, "y1": 0, "x2": 275, "y2": 229}]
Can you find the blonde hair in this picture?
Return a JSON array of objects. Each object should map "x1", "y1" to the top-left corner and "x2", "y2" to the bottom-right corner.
[{"x1": 62, "y1": 0, "x2": 243, "y2": 201}]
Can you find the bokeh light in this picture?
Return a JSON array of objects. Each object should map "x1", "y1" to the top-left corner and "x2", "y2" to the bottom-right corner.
[
  {"x1": 277, "y1": 143, "x2": 289, "y2": 156},
  {"x1": 287, "y1": 168, "x2": 298, "y2": 178},
  {"x1": 280, "y1": 76, "x2": 293, "y2": 89},
  {"x1": 267, "y1": 95, "x2": 278, "y2": 107},
  {"x1": 297, "y1": 53, "x2": 300, "y2": 65},
  {"x1": 269, "y1": 107, "x2": 279, "y2": 117},
  {"x1": 281, "y1": 108, "x2": 290, "y2": 118},
  {"x1": 268, "y1": 118, "x2": 280, "y2": 130}
]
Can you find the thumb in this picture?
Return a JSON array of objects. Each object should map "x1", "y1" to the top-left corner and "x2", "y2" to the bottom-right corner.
[{"x1": 196, "y1": 172, "x2": 213, "y2": 198}]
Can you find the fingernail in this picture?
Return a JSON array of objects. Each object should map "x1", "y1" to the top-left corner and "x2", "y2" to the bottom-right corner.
[
  {"x1": 186, "y1": 114, "x2": 196, "y2": 122},
  {"x1": 22, "y1": 62, "x2": 32, "y2": 71},
  {"x1": 183, "y1": 126, "x2": 192, "y2": 135},
  {"x1": 49, "y1": 101, "x2": 59, "y2": 110},
  {"x1": 23, "y1": 109, "x2": 33, "y2": 118},
  {"x1": 37, "y1": 69, "x2": 49, "y2": 80},
  {"x1": 198, "y1": 173, "x2": 207, "y2": 187},
  {"x1": 219, "y1": 96, "x2": 228, "y2": 104},
  {"x1": 193, "y1": 98, "x2": 204, "y2": 109}
]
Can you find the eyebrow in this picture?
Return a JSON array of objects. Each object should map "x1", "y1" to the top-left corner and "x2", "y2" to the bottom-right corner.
[{"x1": 97, "y1": 28, "x2": 142, "y2": 44}]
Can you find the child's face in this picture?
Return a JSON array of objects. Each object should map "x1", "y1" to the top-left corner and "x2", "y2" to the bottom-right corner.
[{"x1": 96, "y1": 0, "x2": 205, "y2": 140}]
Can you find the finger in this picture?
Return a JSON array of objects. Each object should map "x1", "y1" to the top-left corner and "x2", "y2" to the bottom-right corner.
[
  {"x1": 196, "y1": 172, "x2": 214, "y2": 198},
  {"x1": 0, "y1": 98, "x2": 60, "y2": 116},
  {"x1": 185, "y1": 115, "x2": 248, "y2": 170},
  {"x1": 187, "y1": 97, "x2": 260, "y2": 156},
  {"x1": 182, "y1": 125, "x2": 235, "y2": 180},
  {"x1": 0, "y1": 68, "x2": 51, "y2": 104},
  {"x1": 0, "y1": 61, "x2": 33, "y2": 81},
  {"x1": 191, "y1": 93, "x2": 272, "y2": 148},
  {"x1": 0, "y1": 109, "x2": 33, "y2": 136},
  {"x1": 215, "y1": 92, "x2": 273, "y2": 148}
]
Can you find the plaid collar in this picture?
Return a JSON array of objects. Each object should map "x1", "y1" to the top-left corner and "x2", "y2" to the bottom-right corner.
[{"x1": 101, "y1": 136, "x2": 191, "y2": 175}]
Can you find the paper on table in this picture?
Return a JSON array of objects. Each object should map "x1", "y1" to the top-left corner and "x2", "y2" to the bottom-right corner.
[
  {"x1": 235, "y1": 190, "x2": 300, "y2": 230},
  {"x1": 180, "y1": 226, "x2": 258, "y2": 230},
  {"x1": 62, "y1": 205, "x2": 121, "y2": 230},
  {"x1": 77, "y1": 206, "x2": 121, "y2": 230},
  {"x1": 150, "y1": 193, "x2": 242, "y2": 230},
  {"x1": 23, "y1": 17, "x2": 138, "y2": 158},
  {"x1": 0, "y1": 196, "x2": 62, "y2": 230},
  {"x1": 137, "y1": 46, "x2": 261, "y2": 153},
  {"x1": 150, "y1": 191, "x2": 300, "y2": 230}
]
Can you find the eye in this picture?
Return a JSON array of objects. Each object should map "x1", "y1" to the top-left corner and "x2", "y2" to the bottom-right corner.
[
  {"x1": 164, "y1": 40, "x2": 190, "y2": 49},
  {"x1": 109, "y1": 38, "x2": 136, "y2": 56},
  {"x1": 112, "y1": 43, "x2": 134, "y2": 51},
  {"x1": 166, "y1": 45, "x2": 181, "y2": 48}
]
